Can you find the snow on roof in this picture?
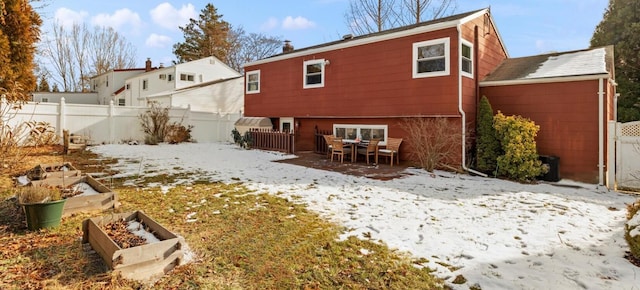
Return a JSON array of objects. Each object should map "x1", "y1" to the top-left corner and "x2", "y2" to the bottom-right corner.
[
  {"x1": 526, "y1": 47, "x2": 607, "y2": 79},
  {"x1": 482, "y1": 46, "x2": 612, "y2": 83}
]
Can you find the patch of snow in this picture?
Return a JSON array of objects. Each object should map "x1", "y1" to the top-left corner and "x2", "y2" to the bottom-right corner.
[
  {"x1": 527, "y1": 48, "x2": 607, "y2": 79},
  {"x1": 16, "y1": 175, "x2": 30, "y2": 186},
  {"x1": 127, "y1": 220, "x2": 161, "y2": 244},
  {"x1": 91, "y1": 143, "x2": 639, "y2": 289},
  {"x1": 73, "y1": 182, "x2": 100, "y2": 196}
]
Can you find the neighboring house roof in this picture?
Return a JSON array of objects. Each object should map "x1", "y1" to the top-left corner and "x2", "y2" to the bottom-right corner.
[
  {"x1": 481, "y1": 46, "x2": 614, "y2": 86},
  {"x1": 244, "y1": 8, "x2": 500, "y2": 66},
  {"x1": 147, "y1": 76, "x2": 243, "y2": 98}
]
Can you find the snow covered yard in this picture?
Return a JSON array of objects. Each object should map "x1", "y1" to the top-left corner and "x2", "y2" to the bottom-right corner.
[{"x1": 91, "y1": 143, "x2": 640, "y2": 289}]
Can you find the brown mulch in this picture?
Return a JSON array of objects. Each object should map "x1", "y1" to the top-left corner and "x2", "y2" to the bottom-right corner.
[{"x1": 276, "y1": 151, "x2": 413, "y2": 181}]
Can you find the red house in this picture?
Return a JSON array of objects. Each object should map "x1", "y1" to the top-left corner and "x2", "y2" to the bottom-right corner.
[{"x1": 242, "y1": 8, "x2": 616, "y2": 184}]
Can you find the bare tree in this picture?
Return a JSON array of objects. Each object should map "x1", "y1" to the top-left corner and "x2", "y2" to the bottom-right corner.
[
  {"x1": 345, "y1": 0, "x2": 457, "y2": 35},
  {"x1": 39, "y1": 23, "x2": 137, "y2": 92},
  {"x1": 225, "y1": 26, "x2": 283, "y2": 73},
  {"x1": 397, "y1": 0, "x2": 457, "y2": 25},
  {"x1": 345, "y1": 0, "x2": 399, "y2": 35}
]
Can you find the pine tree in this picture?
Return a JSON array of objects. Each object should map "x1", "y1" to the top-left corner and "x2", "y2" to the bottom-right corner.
[
  {"x1": 37, "y1": 75, "x2": 50, "y2": 92},
  {"x1": 476, "y1": 96, "x2": 501, "y2": 174},
  {"x1": 0, "y1": 0, "x2": 42, "y2": 102},
  {"x1": 172, "y1": 4, "x2": 230, "y2": 63},
  {"x1": 591, "y1": 0, "x2": 640, "y2": 122}
]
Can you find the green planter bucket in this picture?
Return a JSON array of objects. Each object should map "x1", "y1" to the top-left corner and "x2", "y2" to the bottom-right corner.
[{"x1": 22, "y1": 199, "x2": 66, "y2": 230}]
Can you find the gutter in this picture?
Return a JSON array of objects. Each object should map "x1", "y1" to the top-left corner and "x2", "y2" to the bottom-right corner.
[
  {"x1": 598, "y1": 78, "x2": 605, "y2": 185},
  {"x1": 457, "y1": 24, "x2": 487, "y2": 177}
]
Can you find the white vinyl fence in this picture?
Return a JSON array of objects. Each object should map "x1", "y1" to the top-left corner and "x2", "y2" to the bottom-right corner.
[
  {"x1": 2, "y1": 98, "x2": 241, "y2": 144},
  {"x1": 611, "y1": 121, "x2": 640, "y2": 191}
]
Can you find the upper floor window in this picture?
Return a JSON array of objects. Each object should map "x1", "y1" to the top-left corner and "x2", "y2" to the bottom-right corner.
[
  {"x1": 125, "y1": 83, "x2": 130, "y2": 90},
  {"x1": 142, "y1": 79, "x2": 148, "y2": 90},
  {"x1": 246, "y1": 70, "x2": 260, "y2": 94},
  {"x1": 461, "y1": 40, "x2": 473, "y2": 78},
  {"x1": 168, "y1": 74, "x2": 174, "y2": 81},
  {"x1": 118, "y1": 99, "x2": 125, "y2": 106},
  {"x1": 412, "y1": 37, "x2": 450, "y2": 78},
  {"x1": 159, "y1": 74, "x2": 166, "y2": 80},
  {"x1": 180, "y1": 73, "x2": 195, "y2": 82},
  {"x1": 303, "y1": 59, "x2": 325, "y2": 89}
]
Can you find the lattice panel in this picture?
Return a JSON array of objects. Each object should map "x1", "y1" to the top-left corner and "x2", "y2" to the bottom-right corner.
[{"x1": 621, "y1": 122, "x2": 640, "y2": 137}]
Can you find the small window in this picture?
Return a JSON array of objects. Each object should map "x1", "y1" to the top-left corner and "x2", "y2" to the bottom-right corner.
[
  {"x1": 142, "y1": 79, "x2": 148, "y2": 90},
  {"x1": 159, "y1": 74, "x2": 166, "y2": 80},
  {"x1": 180, "y1": 73, "x2": 195, "y2": 81},
  {"x1": 118, "y1": 99, "x2": 125, "y2": 106},
  {"x1": 105, "y1": 76, "x2": 109, "y2": 87},
  {"x1": 125, "y1": 83, "x2": 130, "y2": 90},
  {"x1": 461, "y1": 40, "x2": 473, "y2": 78},
  {"x1": 303, "y1": 59, "x2": 325, "y2": 89},
  {"x1": 412, "y1": 37, "x2": 450, "y2": 78},
  {"x1": 246, "y1": 70, "x2": 260, "y2": 93},
  {"x1": 41, "y1": 97, "x2": 49, "y2": 102},
  {"x1": 168, "y1": 74, "x2": 173, "y2": 81}
]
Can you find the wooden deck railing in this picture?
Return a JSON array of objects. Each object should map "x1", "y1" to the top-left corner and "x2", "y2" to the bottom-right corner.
[
  {"x1": 248, "y1": 129, "x2": 294, "y2": 154},
  {"x1": 314, "y1": 128, "x2": 333, "y2": 154}
]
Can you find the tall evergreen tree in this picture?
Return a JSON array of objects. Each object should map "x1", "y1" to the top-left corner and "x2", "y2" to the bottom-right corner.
[
  {"x1": 0, "y1": 0, "x2": 42, "y2": 102},
  {"x1": 476, "y1": 96, "x2": 501, "y2": 174},
  {"x1": 172, "y1": 4, "x2": 230, "y2": 63},
  {"x1": 37, "y1": 75, "x2": 50, "y2": 92},
  {"x1": 591, "y1": 0, "x2": 640, "y2": 122}
]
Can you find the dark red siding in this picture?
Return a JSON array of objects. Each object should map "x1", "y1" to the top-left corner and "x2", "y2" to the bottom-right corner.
[{"x1": 482, "y1": 80, "x2": 611, "y2": 183}]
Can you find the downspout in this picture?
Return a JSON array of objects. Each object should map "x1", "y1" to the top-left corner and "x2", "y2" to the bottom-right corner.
[
  {"x1": 458, "y1": 24, "x2": 487, "y2": 177},
  {"x1": 598, "y1": 78, "x2": 604, "y2": 185}
]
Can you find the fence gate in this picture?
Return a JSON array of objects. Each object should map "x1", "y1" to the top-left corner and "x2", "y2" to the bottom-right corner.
[{"x1": 616, "y1": 121, "x2": 640, "y2": 191}]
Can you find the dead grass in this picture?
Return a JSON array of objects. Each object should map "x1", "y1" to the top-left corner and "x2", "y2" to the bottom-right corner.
[{"x1": 0, "y1": 147, "x2": 446, "y2": 289}]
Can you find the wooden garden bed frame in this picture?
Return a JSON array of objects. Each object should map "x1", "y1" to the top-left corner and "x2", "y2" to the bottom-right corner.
[{"x1": 82, "y1": 211, "x2": 185, "y2": 281}]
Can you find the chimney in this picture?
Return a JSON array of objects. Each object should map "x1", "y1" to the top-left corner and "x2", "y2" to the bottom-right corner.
[
  {"x1": 283, "y1": 40, "x2": 294, "y2": 53},
  {"x1": 145, "y1": 58, "x2": 152, "y2": 72}
]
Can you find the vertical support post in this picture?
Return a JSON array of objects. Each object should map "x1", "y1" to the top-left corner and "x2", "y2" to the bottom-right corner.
[
  {"x1": 607, "y1": 121, "x2": 616, "y2": 190},
  {"x1": 59, "y1": 97, "x2": 66, "y2": 138},
  {"x1": 109, "y1": 100, "x2": 115, "y2": 144}
]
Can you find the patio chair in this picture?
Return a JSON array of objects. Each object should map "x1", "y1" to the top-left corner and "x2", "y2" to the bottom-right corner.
[
  {"x1": 377, "y1": 138, "x2": 402, "y2": 166},
  {"x1": 331, "y1": 139, "x2": 352, "y2": 163},
  {"x1": 357, "y1": 139, "x2": 379, "y2": 165},
  {"x1": 323, "y1": 135, "x2": 335, "y2": 158}
]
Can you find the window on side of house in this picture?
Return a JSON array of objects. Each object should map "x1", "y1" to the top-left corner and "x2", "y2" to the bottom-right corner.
[
  {"x1": 333, "y1": 124, "x2": 388, "y2": 145},
  {"x1": 246, "y1": 70, "x2": 260, "y2": 93},
  {"x1": 125, "y1": 83, "x2": 130, "y2": 90},
  {"x1": 412, "y1": 37, "x2": 450, "y2": 78},
  {"x1": 118, "y1": 99, "x2": 125, "y2": 106},
  {"x1": 142, "y1": 79, "x2": 148, "y2": 90},
  {"x1": 168, "y1": 74, "x2": 174, "y2": 81},
  {"x1": 180, "y1": 73, "x2": 195, "y2": 82},
  {"x1": 461, "y1": 39, "x2": 473, "y2": 78},
  {"x1": 159, "y1": 74, "x2": 166, "y2": 80},
  {"x1": 41, "y1": 97, "x2": 49, "y2": 102},
  {"x1": 303, "y1": 59, "x2": 325, "y2": 89}
]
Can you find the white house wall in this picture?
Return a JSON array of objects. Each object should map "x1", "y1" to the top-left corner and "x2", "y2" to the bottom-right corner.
[
  {"x1": 93, "y1": 69, "x2": 146, "y2": 105},
  {"x1": 169, "y1": 78, "x2": 244, "y2": 113}
]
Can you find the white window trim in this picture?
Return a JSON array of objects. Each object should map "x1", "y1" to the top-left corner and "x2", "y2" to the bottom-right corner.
[
  {"x1": 246, "y1": 70, "x2": 260, "y2": 94},
  {"x1": 303, "y1": 59, "x2": 325, "y2": 89},
  {"x1": 461, "y1": 39, "x2": 473, "y2": 79},
  {"x1": 412, "y1": 37, "x2": 450, "y2": 78},
  {"x1": 280, "y1": 117, "x2": 294, "y2": 132},
  {"x1": 333, "y1": 124, "x2": 389, "y2": 145},
  {"x1": 142, "y1": 79, "x2": 148, "y2": 91}
]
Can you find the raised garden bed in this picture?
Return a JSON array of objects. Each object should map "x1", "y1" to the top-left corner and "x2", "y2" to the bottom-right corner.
[
  {"x1": 30, "y1": 175, "x2": 118, "y2": 217},
  {"x1": 82, "y1": 211, "x2": 185, "y2": 282},
  {"x1": 27, "y1": 162, "x2": 81, "y2": 180}
]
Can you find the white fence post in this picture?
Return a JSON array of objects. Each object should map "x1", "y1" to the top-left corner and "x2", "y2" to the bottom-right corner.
[
  {"x1": 109, "y1": 100, "x2": 115, "y2": 143},
  {"x1": 59, "y1": 97, "x2": 66, "y2": 135},
  {"x1": 607, "y1": 121, "x2": 616, "y2": 190}
]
